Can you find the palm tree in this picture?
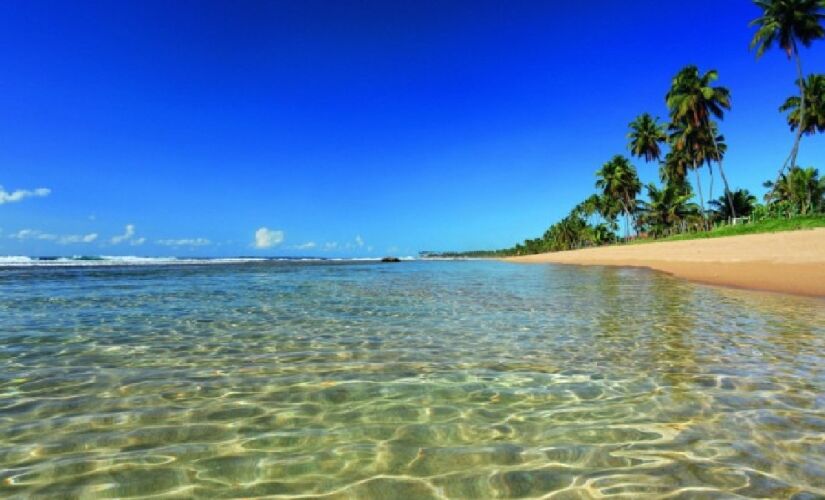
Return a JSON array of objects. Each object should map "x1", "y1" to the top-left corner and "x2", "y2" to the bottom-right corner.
[
  {"x1": 750, "y1": 0, "x2": 825, "y2": 182},
  {"x1": 708, "y1": 189, "x2": 758, "y2": 220},
  {"x1": 665, "y1": 65, "x2": 737, "y2": 218},
  {"x1": 637, "y1": 183, "x2": 701, "y2": 237},
  {"x1": 628, "y1": 113, "x2": 667, "y2": 162},
  {"x1": 699, "y1": 122, "x2": 728, "y2": 216},
  {"x1": 779, "y1": 73, "x2": 825, "y2": 135},
  {"x1": 765, "y1": 166, "x2": 825, "y2": 214},
  {"x1": 668, "y1": 122, "x2": 709, "y2": 226},
  {"x1": 660, "y1": 148, "x2": 691, "y2": 187},
  {"x1": 596, "y1": 155, "x2": 641, "y2": 240}
]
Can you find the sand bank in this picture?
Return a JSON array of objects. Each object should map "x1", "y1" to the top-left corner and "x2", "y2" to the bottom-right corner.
[{"x1": 506, "y1": 228, "x2": 825, "y2": 297}]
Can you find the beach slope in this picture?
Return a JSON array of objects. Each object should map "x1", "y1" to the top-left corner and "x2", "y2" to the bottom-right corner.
[{"x1": 506, "y1": 228, "x2": 825, "y2": 297}]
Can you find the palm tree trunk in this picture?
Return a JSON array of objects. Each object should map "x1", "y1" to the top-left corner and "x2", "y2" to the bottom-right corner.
[
  {"x1": 693, "y1": 161, "x2": 706, "y2": 230},
  {"x1": 772, "y1": 42, "x2": 806, "y2": 194},
  {"x1": 708, "y1": 162, "x2": 714, "y2": 220},
  {"x1": 626, "y1": 195, "x2": 637, "y2": 240},
  {"x1": 624, "y1": 213, "x2": 629, "y2": 242},
  {"x1": 789, "y1": 43, "x2": 806, "y2": 171},
  {"x1": 620, "y1": 201, "x2": 630, "y2": 242},
  {"x1": 708, "y1": 129, "x2": 737, "y2": 219}
]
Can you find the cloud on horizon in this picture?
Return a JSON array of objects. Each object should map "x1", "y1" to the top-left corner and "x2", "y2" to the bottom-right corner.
[
  {"x1": 254, "y1": 227, "x2": 284, "y2": 249},
  {"x1": 10, "y1": 229, "x2": 98, "y2": 244},
  {"x1": 0, "y1": 186, "x2": 51, "y2": 205},
  {"x1": 110, "y1": 224, "x2": 144, "y2": 245},
  {"x1": 157, "y1": 238, "x2": 211, "y2": 247}
]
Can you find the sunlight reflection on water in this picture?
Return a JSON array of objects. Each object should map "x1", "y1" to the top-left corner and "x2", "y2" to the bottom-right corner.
[{"x1": 1, "y1": 260, "x2": 824, "y2": 498}]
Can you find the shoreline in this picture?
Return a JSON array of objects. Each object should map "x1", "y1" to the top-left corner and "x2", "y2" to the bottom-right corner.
[{"x1": 505, "y1": 228, "x2": 825, "y2": 298}]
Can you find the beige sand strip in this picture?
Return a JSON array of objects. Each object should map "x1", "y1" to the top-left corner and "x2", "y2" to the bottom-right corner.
[{"x1": 506, "y1": 228, "x2": 825, "y2": 297}]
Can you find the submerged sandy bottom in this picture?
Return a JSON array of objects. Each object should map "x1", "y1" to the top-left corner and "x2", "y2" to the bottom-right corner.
[
  {"x1": 1, "y1": 260, "x2": 825, "y2": 498},
  {"x1": 507, "y1": 228, "x2": 825, "y2": 297}
]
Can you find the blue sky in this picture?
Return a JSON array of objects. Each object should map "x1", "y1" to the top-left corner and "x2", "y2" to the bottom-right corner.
[{"x1": 1, "y1": 0, "x2": 823, "y2": 257}]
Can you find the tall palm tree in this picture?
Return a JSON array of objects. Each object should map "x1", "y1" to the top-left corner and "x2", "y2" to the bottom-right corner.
[
  {"x1": 596, "y1": 155, "x2": 641, "y2": 240},
  {"x1": 665, "y1": 65, "x2": 737, "y2": 218},
  {"x1": 751, "y1": 0, "x2": 825, "y2": 181},
  {"x1": 668, "y1": 121, "x2": 709, "y2": 226},
  {"x1": 628, "y1": 113, "x2": 667, "y2": 162},
  {"x1": 779, "y1": 73, "x2": 825, "y2": 134},
  {"x1": 699, "y1": 122, "x2": 728, "y2": 216}
]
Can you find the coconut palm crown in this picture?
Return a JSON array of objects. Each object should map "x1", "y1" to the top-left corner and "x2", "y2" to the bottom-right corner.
[
  {"x1": 750, "y1": 0, "x2": 825, "y2": 58},
  {"x1": 628, "y1": 113, "x2": 667, "y2": 162},
  {"x1": 780, "y1": 73, "x2": 825, "y2": 134},
  {"x1": 665, "y1": 66, "x2": 731, "y2": 128}
]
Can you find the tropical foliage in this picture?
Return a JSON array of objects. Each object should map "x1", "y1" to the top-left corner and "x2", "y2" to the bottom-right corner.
[
  {"x1": 666, "y1": 65, "x2": 736, "y2": 219},
  {"x1": 751, "y1": 0, "x2": 825, "y2": 183},
  {"x1": 637, "y1": 183, "x2": 701, "y2": 237},
  {"x1": 709, "y1": 189, "x2": 758, "y2": 220},
  {"x1": 780, "y1": 73, "x2": 825, "y2": 134},
  {"x1": 764, "y1": 166, "x2": 825, "y2": 215},
  {"x1": 440, "y1": 4, "x2": 825, "y2": 258},
  {"x1": 628, "y1": 113, "x2": 667, "y2": 162},
  {"x1": 596, "y1": 155, "x2": 641, "y2": 239}
]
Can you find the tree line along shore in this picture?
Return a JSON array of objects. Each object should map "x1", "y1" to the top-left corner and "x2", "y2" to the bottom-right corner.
[{"x1": 427, "y1": 0, "x2": 825, "y2": 259}]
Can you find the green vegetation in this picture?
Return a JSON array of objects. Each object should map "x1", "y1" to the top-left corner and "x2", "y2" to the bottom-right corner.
[
  {"x1": 630, "y1": 214, "x2": 825, "y2": 243},
  {"x1": 426, "y1": 1, "x2": 825, "y2": 259},
  {"x1": 751, "y1": 0, "x2": 825, "y2": 183}
]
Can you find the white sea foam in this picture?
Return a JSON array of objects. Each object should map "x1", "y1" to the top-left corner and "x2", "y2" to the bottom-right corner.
[
  {"x1": 0, "y1": 255, "x2": 414, "y2": 267},
  {"x1": 0, "y1": 255, "x2": 269, "y2": 267}
]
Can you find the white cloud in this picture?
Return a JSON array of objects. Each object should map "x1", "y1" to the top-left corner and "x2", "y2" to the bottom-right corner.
[
  {"x1": 111, "y1": 224, "x2": 136, "y2": 244},
  {"x1": 0, "y1": 186, "x2": 51, "y2": 205},
  {"x1": 355, "y1": 235, "x2": 364, "y2": 247},
  {"x1": 322, "y1": 241, "x2": 339, "y2": 251},
  {"x1": 157, "y1": 238, "x2": 211, "y2": 247},
  {"x1": 294, "y1": 241, "x2": 316, "y2": 250},
  {"x1": 131, "y1": 237, "x2": 146, "y2": 246},
  {"x1": 59, "y1": 233, "x2": 98, "y2": 244},
  {"x1": 254, "y1": 227, "x2": 284, "y2": 249},
  {"x1": 10, "y1": 229, "x2": 51, "y2": 240},
  {"x1": 10, "y1": 229, "x2": 97, "y2": 244}
]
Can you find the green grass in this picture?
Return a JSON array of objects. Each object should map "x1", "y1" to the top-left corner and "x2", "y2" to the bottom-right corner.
[{"x1": 630, "y1": 214, "x2": 825, "y2": 244}]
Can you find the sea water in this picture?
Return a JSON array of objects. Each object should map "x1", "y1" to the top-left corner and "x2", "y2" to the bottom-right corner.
[{"x1": 1, "y1": 259, "x2": 824, "y2": 498}]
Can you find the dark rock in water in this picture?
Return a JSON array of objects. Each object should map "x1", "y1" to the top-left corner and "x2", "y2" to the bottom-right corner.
[{"x1": 381, "y1": 257, "x2": 401, "y2": 262}]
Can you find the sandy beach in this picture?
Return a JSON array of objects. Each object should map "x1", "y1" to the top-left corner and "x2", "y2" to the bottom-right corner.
[{"x1": 506, "y1": 228, "x2": 825, "y2": 297}]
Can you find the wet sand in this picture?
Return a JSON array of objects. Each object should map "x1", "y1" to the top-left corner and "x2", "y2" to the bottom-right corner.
[{"x1": 506, "y1": 228, "x2": 825, "y2": 297}]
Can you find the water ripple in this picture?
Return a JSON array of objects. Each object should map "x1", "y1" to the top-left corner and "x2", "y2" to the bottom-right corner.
[{"x1": 1, "y1": 261, "x2": 824, "y2": 498}]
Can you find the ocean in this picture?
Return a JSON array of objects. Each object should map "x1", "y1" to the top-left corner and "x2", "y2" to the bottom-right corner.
[{"x1": 1, "y1": 259, "x2": 824, "y2": 498}]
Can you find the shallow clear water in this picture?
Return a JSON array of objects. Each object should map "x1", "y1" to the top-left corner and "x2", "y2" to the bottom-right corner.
[{"x1": 1, "y1": 260, "x2": 825, "y2": 499}]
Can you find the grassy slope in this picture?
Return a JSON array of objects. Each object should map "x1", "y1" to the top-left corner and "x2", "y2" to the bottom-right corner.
[{"x1": 630, "y1": 215, "x2": 825, "y2": 245}]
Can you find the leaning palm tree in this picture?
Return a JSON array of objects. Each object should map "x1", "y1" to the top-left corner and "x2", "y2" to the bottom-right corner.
[
  {"x1": 596, "y1": 155, "x2": 642, "y2": 240},
  {"x1": 779, "y1": 73, "x2": 825, "y2": 135},
  {"x1": 628, "y1": 113, "x2": 667, "y2": 162},
  {"x1": 751, "y1": 0, "x2": 825, "y2": 182},
  {"x1": 665, "y1": 65, "x2": 737, "y2": 218}
]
